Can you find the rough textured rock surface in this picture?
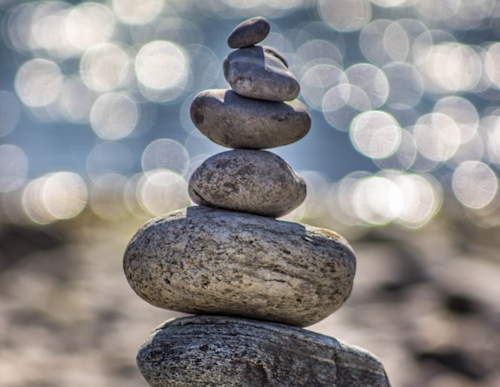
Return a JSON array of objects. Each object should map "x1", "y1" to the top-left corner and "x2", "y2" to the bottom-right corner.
[
  {"x1": 137, "y1": 315, "x2": 390, "y2": 387},
  {"x1": 188, "y1": 150, "x2": 306, "y2": 217},
  {"x1": 227, "y1": 16, "x2": 270, "y2": 49},
  {"x1": 123, "y1": 206, "x2": 356, "y2": 327},
  {"x1": 190, "y1": 89, "x2": 310, "y2": 149},
  {"x1": 224, "y1": 46, "x2": 300, "y2": 101}
]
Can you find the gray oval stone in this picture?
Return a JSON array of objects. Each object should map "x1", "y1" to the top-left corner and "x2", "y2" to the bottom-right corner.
[
  {"x1": 227, "y1": 16, "x2": 271, "y2": 49},
  {"x1": 123, "y1": 206, "x2": 356, "y2": 327},
  {"x1": 190, "y1": 89, "x2": 310, "y2": 149},
  {"x1": 188, "y1": 150, "x2": 306, "y2": 217},
  {"x1": 137, "y1": 315, "x2": 391, "y2": 387},
  {"x1": 224, "y1": 46, "x2": 300, "y2": 101}
]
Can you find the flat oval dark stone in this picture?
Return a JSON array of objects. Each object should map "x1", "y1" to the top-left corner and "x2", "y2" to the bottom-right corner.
[
  {"x1": 123, "y1": 206, "x2": 356, "y2": 327},
  {"x1": 188, "y1": 150, "x2": 306, "y2": 217},
  {"x1": 190, "y1": 89, "x2": 310, "y2": 149},
  {"x1": 137, "y1": 315, "x2": 391, "y2": 387},
  {"x1": 227, "y1": 16, "x2": 270, "y2": 49},
  {"x1": 224, "y1": 46, "x2": 300, "y2": 101}
]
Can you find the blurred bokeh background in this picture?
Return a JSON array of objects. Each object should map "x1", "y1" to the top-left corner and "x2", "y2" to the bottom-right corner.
[{"x1": 0, "y1": 0, "x2": 500, "y2": 386}]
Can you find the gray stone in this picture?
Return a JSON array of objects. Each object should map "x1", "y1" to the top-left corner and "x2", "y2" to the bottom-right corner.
[
  {"x1": 190, "y1": 89, "x2": 310, "y2": 149},
  {"x1": 123, "y1": 206, "x2": 356, "y2": 327},
  {"x1": 137, "y1": 315, "x2": 391, "y2": 387},
  {"x1": 227, "y1": 16, "x2": 270, "y2": 49},
  {"x1": 263, "y1": 45, "x2": 288, "y2": 68},
  {"x1": 188, "y1": 150, "x2": 306, "y2": 217},
  {"x1": 224, "y1": 46, "x2": 300, "y2": 101}
]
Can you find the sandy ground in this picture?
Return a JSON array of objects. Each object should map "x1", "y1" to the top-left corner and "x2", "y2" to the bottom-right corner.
[{"x1": 1, "y1": 209, "x2": 499, "y2": 387}]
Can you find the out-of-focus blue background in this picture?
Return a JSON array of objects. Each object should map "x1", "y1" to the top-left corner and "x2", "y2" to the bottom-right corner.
[
  {"x1": 1, "y1": 0, "x2": 500, "y2": 228},
  {"x1": 1, "y1": 1, "x2": 500, "y2": 387}
]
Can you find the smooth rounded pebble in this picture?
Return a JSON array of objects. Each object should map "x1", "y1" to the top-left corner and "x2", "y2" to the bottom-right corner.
[
  {"x1": 224, "y1": 46, "x2": 300, "y2": 101},
  {"x1": 190, "y1": 89, "x2": 310, "y2": 149},
  {"x1": 188, "y1": 150, "x2": 306, "y2": 217},
  {"x1": 137, "y1": 315, "x2": 391, "y2": 387},
  {"x1": 227, "y1": 16, "x2": 270, "y2": 49},
  {"x1": 123, "y1": 206, "x2": 356, "y2": 327}
]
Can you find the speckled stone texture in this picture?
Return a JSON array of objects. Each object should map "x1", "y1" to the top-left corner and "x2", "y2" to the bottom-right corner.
[
  {"x1": 190, "y1": 89, "x2": 310, "y2": 149},
  {"x1": 188, "y1": 150, "x2": 306, "y2": 217},
  {"x1": 123, "y1": 206, "x2": 356, "y2": 327},
  {"x1": 227, "y1": 16, "x2": 270, "y2": 49},
  {"x1": 224, "y1": 46, "x2": 300, "y2": 101},
  {"x1": 137, "y1": 315, "x2": 391, "y2": 387}
]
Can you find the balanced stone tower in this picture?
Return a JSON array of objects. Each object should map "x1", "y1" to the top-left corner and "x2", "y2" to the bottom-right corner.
[{"x1": 124, "y1": 17, "x2": 391, "y2": 386}]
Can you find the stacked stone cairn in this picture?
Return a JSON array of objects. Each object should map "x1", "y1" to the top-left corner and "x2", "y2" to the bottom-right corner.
[{"x1": 124, "y1": 17, "x2": 391, "y2": 387}]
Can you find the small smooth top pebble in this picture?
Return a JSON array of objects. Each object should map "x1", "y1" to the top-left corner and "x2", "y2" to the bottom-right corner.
[
  {"x1": 123, "y1": 206, "x2": 356, "y2": 327},
  {"x1": 137, "y1": 315, "x2": 391, "y2": 387},
  {"x1": 227, "y1": 16, "x2": 271, "y2": 49},
  {"x1": 188, "y1": 149, "x2": 306, "y2": 217},
  {"x1": 224, "y1": 46, "x2": 300, "y2": 101},
  {"x1": 190, "y1": 89, "x2": 310, "y2": 149}
]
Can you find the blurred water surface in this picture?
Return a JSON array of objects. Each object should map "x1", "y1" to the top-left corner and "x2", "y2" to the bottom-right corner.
[{"x1": 0, "y1": 0, "x2": 499, "y2": 227}]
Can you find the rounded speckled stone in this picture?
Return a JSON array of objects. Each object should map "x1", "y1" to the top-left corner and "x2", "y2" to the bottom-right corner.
[
  {"x1": 227, "y1": 16, "x2": 270, "y2": 49},
  {"x1": 188, "y1": 150, "x2": 306, "y2": 217},
  {"x1": 224, "y1": 46, "x2": 300, "y2": 101},
  {"x1": 190, "y1": 89, "x2": 310, "y2": 149},
  {"x1": 123, "y1": 206, "x2": 356, "y2": 327},
  {"x1": 137, "y1": 315, "x2": 391, "y2": 387}
]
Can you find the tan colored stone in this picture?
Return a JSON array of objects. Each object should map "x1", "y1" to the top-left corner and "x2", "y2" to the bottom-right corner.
[
  {"x1": 188, "y1": 150, "x2": 306, "y2": 217},
  {"x1": 190, "y1": 89, "x2": 310, "y2": 149},
  {"x1": 224, "y1": 46, "x2": 300, "y2": 101},
  {"x1": 123, "y1": 206, "x2": 356, "y2": 327}
]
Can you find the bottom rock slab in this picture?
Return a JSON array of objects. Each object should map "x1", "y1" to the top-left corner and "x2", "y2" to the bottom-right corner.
[{"x1": 137, "y1": 315, "x2": 391, "y2": 387}]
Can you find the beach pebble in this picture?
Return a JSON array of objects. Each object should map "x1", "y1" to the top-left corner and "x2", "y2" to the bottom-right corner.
[
  {"x1": 137, "y1": 315, "x2": 390, "y2": 387},
  {"x1": 188, "y1": 150, "x2": 306, "y2": 217},
  {"x1": 224, "y1": 46, "x2": 300, "y2": 101},
  {"x1": 123, "y1": 206, "x2": 356, "y2": 327},
  {"x1": 227, "y1": 16, "x2": 271, "y2": 49},
  {"x1": 190, "y1": 89, "x2": 310, "y2": 149}
]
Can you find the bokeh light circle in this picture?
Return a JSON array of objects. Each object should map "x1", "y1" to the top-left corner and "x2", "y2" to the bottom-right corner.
[
  {"x1": 353, "y1": 175, "x2": 404, "y2": 225},
  {"x1": 138, "y1": 169, "x2": 190, "y2": 216},
  {"x1": 0, "y1": 91, "x2": 21, "y2": 137},
  {"x1": 452, "y1": 161, "x2": 498, "y2": 209},
  {"x1": 393, "y1": 173, "x2": 442, "y2": 228},
  {"x1": 322, "y1": 83, "x2": 371, "y2": 131},
  {"x1": 22, "y1": 172, "x2": 88, "y2": 224},
  {"x1": 350, "y1": 111, "x2": 402, "y2": 159},
  {"x1": 15, "y1": 58, "x2": 63, "y2": 107},
  {"x1": 65, "y1": 2, "x2": 115, "y2": 51},
  {"x1": 413, "y1": 113, "x2": 461, "y2": 162},
  {"x1": 80, "y1": 43, "x2": 130, "y2": 92},
  {"x1": 318, "y1": 0, "x2": 372, "y2": 32},
  {"x1": 141, "y1": 139, "x2": 190, "y2": 176},
  {"x1": 433, "y1": 96, "x2": 479, "y2": 144},
  {"x1": 0, "y1": 144, "x2": 29, "y2": 193},
  {"x1": 135, "y1": 40, "x2": 188, "y2": 91},
  {"x1": 345, "y1": 63, "x2": 389, "y2": 109},
  {"x1": 300, "y1": 64, "x2": 346, "y2": 110},
  {"x1": 90, "y1": 93, "x2": 139, "y2": 140},
  {"x1": 112, "y1": 0, "x2": 164, "y2": 25}
]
